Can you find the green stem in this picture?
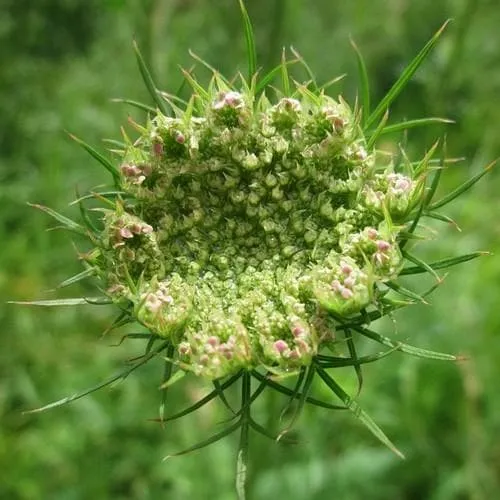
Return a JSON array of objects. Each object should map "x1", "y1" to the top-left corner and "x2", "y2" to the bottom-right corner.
[{"x1": 236, "y1": 372, "x2": 251, "y2": 500}]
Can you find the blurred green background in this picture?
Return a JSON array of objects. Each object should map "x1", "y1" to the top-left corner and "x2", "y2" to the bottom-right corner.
[{"x1": 1, "y1": 0, "x2": 499, "y2": 498}]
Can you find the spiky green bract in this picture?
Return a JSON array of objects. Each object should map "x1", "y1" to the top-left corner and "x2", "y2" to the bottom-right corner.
[{"x1": 19, "y1": 12, "x2": 491, "y2": 500}]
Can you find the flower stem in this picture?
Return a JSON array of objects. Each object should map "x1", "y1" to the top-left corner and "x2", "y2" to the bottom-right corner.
[{"x1": 236, "y1": 372, "x2": 251, "y2": 500}]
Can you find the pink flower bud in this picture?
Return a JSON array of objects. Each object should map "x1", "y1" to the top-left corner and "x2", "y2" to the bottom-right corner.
[
  {"x1": 331, "y1": 279, "x2": 342, "y2": 292},
  {"x1": 141, "y1": 224, "x2": 154, "y2": 234},
  {"x1": 178, "y1": 343, "x2": 191, "y2": 355},
  {"x1": 393, "y1": 177, "x2": 411, "y2": 192},
  {"x1": 174, "y1": 132, "x2": 185, "y2": 144},
  {"x1": 343, "y1": 276, "x2": 356, "y2": 289},
  {"x1": 207, "y1": 336, "x2": 220, "y2": 347},
  {"x1": 292, "y1": 325, "x2": 305, "y2": 338},
  {"x1": 341, "y1": 287, "x2": 354, "y2": 299},
  {"x1": 120, "y1": 163, "x2": 141, "y2": 177},
  {"x1": 341, "y1": 262, "x2": 353, "y2": 275},
  {"x1": 376, "y1": 240, "x2": 391, "y2": 252},
  {"x1": 279, "y1": 98, "x2": 301, "y2": 112},
  {"x1": 119, "y1": 227, "x2": 134, "y2": 239},
  {"x1": 153, "y1": 142, "x2": 163, "y2": 156},
  {"x1": 366, "y1": 227, "x2": 378, "y2": 240},
  {"x1": 273, "y1": 339, "x2": 288, "y2": 354}
]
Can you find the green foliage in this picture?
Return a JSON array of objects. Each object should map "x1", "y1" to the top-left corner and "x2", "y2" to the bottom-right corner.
[{"x1": 2, "y1": 0, "x2": 499, "y2": 499}]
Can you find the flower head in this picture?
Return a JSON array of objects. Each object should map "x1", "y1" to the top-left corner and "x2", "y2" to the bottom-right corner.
[{"x1": 23, "y1": 13, "x2": 489, "y2": 494}]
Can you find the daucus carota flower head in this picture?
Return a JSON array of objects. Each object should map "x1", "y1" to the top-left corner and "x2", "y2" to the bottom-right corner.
[
  {"x1": 97, "y1": 87, "x2": 407, "y2": 379},
  {"x1": 19, "y1": 5, "x2": 492, "y2": 498}
]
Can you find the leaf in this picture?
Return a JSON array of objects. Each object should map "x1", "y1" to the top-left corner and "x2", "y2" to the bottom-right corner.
[
  {"x1": 250, "y1": 370, "x2": 346, "y2": 410},
  {"x1": 238, "y1": 0, "x2": 257, "y2": 81},
  {"x1": 248, "y1": 418, "x2": 297, "y2": 444},
  {"x1": 280, "y1": 48, "x2": 291, "y2": 96},
  {"x1": 188, "y1": 50, "x2": 231, "y2": 87},
  {"x1": 279, "y1": 367, "x2": 306, "y2": 423},
  {"x1": 68, "y1": 133, "x2": 121, "y2": 185},
  {"x1": 212, "y1": 379, "x2": 236, "y2": 415},
  {"x1": 377, "y1": 117, "x2": 453, "y2": 136},
  {"x1": 402, "y1": 250, "x2": 441, "y2": 281},
  {"x1": 355, "y1": 326, "x2": 461, "y2": 361},
  {"x1": 318, "y1": 74, "x2": 347, "y2": 92},
  {"x1": 289, "y1": 46, "x2": 318, "y2": 91},
  {"x1": 132, "y1": 40, "x2": 169, "y2": 115},
  {"x1": 158, "y1": 367, "x2": 184, "y2": 390},
  {"x1": 367, "y1": 110, "x2": 389, "y2": 149},
  {"x1": 70, "y1": 191, "x2": 128, "y2": 206},
  {"x1": 154, "y1": 372, "x2": 242, "y2": 423},
  {"x1": 24, "y1": 341, "x2": 170, "y2": 414},
  {"x1": 163, "y1": 420, "x2": 241, "y2": 460},
  {"x1": 111, "y1": 98, "x2": 156, "y2": 114},
  {"x1": 74, "y1": 188, "x2": 100, "y2": 234},
  {"x1": 316, "y1": 365, "x2": 404, "y2": 459},
  {"x1": 56, "y1": 268, "x2": 96, "y2": 289},
  {"x1": 28, "y1": 203, "x2": 86, "y2": 235},
  {"x1": 9, "y1": 297, "x2": 107, "y2": 306},
  {"x1": 422, "y1": 210, "x2": 461, "y2": 230},
  {"x1": 255, "y1": 58, "x2": 299, "y2": 95},
  {"x1": 365, "y1": 20, "x2": 451, "y2": 130},
  {"x1": 316, "y1": 346, "x2": 399, "y2": 368},
  {"x1": 400, "y1": 252, "x2": 488, "y2": 276},
  {"x1": 350, "y1": 38, "x2": 370, "y2": 127},
  {"x1": 180, "y1": 67, "x2": 210, "y2": 101},
  {"x1": 385, "y1": 281, "x2": 428, "y2": 304},
  {"x1": 277, "y1": 365, "x2": 316, "y2": 441},
  {"x1": 343, "y1": 328, "x2": 363, "y2": 396},
  {"x1": 429, "y1": 159, "x2": 497, "y2": 210}
]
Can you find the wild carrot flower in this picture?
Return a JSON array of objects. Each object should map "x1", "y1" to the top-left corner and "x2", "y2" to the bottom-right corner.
[{"x1": 17, "y1": 3, "x2": 493, "y2": 498}]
